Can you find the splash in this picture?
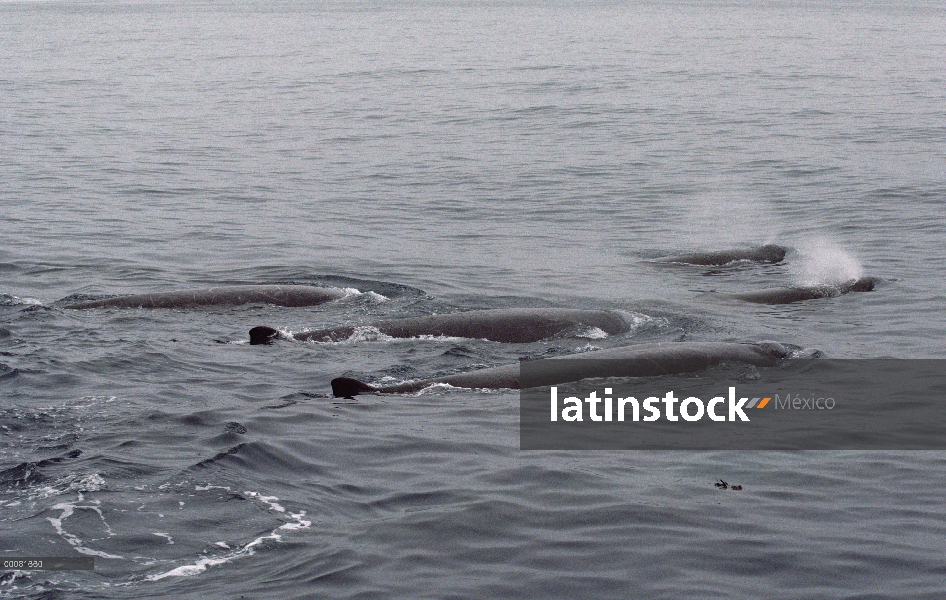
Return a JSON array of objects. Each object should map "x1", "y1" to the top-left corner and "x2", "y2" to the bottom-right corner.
[
  {"x1": 339, "y1": 288, "x2": 389, "y2": 303},
  {"x1": 790, "y1": 238, "x2": 863, "y2": 286},
  {"x1": 575, "y1": 326, "x2": 609, "y2": 339}
]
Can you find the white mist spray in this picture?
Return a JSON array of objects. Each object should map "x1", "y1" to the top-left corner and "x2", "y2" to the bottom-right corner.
[{"x1": 790, "y1": 237, "x2": 863, "y2": 287}]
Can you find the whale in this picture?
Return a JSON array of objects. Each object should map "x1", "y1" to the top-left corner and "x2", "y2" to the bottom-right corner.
[
  {"x1": 730, "y1": 277, "x2": 878, "y2": 305},
  {"x1": 655, "y1": 245, "x2": 787, "y2": 266},
  {"x1": 250, "y1": 308, "x2": 634, "y2": 345},
  {"x1": 331, "y1": 340, "x2": 789, "y2": 397},
  {"x1": 64, "y1": 285, "x2": 349, "y2": 309}
]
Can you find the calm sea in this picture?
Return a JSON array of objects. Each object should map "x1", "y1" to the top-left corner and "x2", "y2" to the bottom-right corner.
[{"x1": 2, "y1": 0, "x2": 945, "y2": 597}]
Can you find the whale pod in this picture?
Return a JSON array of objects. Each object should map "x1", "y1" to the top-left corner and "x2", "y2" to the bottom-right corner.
[
  {"x1": 731, "y1": 277, "x2": 878, "y2": 305},
  {"x1": 250, "y1": 308, "x2": 634, "y2": 345},
  {"x1": 656, "y1": 245, "x2": 787, "y2": 266},
  {"x1": 331, "y1": 340, "x2": 789, "y2": 397},
  {"x1": 64, "y1": 285, "x2": 349, "y2": 309}
]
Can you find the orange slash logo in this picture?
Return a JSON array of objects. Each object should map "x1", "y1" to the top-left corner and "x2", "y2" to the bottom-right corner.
[{"x1": 745, "y1": 397, "x2": 771, "y2": 409}]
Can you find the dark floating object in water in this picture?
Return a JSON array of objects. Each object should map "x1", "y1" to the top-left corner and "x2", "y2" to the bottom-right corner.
[
  {"x1": 714, "y1": 479, "x2": 743, "y2": 491},
  {"x1": 331, "y1": 340, "x2": 789, "y2": 397},
  {"x1": 655, "y1": 244, "x2": 787, "y2": 266},
  {"x1": 731, "y1": 277, "x2": 879, "y2": 305},
  {"x1": 63, "y1": 285, "x2": 349, "y2": 309},
  {"x1": 250, "y1": 308, "x2": 635, "y2": 345},
  {"x1": 224, "y1": 422, "x2": 247, "y2": 435}
]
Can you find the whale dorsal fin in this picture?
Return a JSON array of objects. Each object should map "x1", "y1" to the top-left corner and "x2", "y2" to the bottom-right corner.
[{"x1": 331, "y1": 377, "x2": 379, "y2": 398}]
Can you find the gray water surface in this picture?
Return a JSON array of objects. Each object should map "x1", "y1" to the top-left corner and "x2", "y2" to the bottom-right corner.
[{"x1": 2, "y1": 0, "x2": 945, "y2": 597}]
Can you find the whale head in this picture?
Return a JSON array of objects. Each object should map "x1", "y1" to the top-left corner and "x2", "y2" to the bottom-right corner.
[
  {"x1": 848, "y1": 276, "x2": 879, "y2": 293},
  {"x1": 249, "y1": 326, "x2": 282, "y2": 345},
  {"x1": 752, "y1": 341, "x2": 790, "y2": 360},
  {"x1": 331, "y1": 377, "x2": 379, "y2": 398},
  {"x1": 758, "y1": 244, "x2": 788, "y2": 263}
]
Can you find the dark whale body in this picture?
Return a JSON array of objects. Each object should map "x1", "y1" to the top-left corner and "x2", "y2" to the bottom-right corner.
[
  {"x1": 331, "y1": 341, "x2": 788, "y2": 397},
  {"x1": 732, "y1": 277, "x2": 878, "y2": 305},
  {"x1": 250, "y1": 308, "x2": 633, "y2": 345},
  {"x1": 657, "y1": 244, "x2": 787, "y2": 266},
  {"x1": 64, "y1": 285, "x2": 348, "y2": 309}
]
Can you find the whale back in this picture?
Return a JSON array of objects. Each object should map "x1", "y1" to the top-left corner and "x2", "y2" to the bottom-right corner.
[
  {"x1": 734, "y1": 277, "x2": 878, "y2": 305},
  {"x1": 279, "y1": 308, "x2": 633, "y2": 345},
  {"x1": 659, "y1": 244, "x2": 787, "y2": 266},
  {"x1": 66, "y1": 285, "x2": 347, "y2": 309},
  {"x1": 332, "y1": 341, "x2": 789, "y2": 396},
  {"x1": 376, "y1": 308, "x2": 631, "y2": 343}
]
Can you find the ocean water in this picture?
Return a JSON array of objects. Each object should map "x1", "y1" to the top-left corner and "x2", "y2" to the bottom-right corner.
[{"x1": 2, "y1": 0, "x2": 946, "y2": 597}]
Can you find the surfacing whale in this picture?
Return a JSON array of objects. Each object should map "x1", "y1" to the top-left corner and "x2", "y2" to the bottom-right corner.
[
  {"x1": 250, "y1": 308, "x2": 633, "y2": 345},
  {"x1": 331, "y1": 340, "x2": 789, "y2": 397},
  {"x1": 731, "y1": 277, "x2": 878, "y2": 305},
  {"x1": 64, "y1": 285, "x2": 349, "y2": 309},
  {"x1": 656, "y1": 244, "x2": 787, "y2": 266}
]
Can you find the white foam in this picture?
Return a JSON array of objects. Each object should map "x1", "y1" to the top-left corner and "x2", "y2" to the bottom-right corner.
[
  {"x1": 414, "y1": 382, "x2": 461, "y2": 395},
  {"x1": 153, "y1": 532, "x2": 174, "y2": 545},
  {"x1": 411, "y1": 334, "x2": 468, "y2": 342},
  {"x1": 340, "y1": 288, "x2": 389, "y2": 303},
  {"x1": 576, "y1": 326, "x2": 609, "y2": 339},
  {"x1": 618, "y1": 311, "x2": 668, "y2": 330},
  {"x1": 194, "y1": 484, "x2": 232, "y2": 492},
  {"x1": 30, "y1": 472, "x2": 106, "y2": 501},
  {"x1": 344, "y1": 326, "x2": 395, "y2": 343},
  {"x1": 146, "y1": 490, "x2": 310, "y2": 581},
  {"x1": 302, "y1": 326, "x2": 469, "y2": 345},
  {"x1": 245, "y1": 491, "x2": 284, "y2": 513},
  {"x1": 2, "y1": 295, "x2": 43, "y2": 306},
  {"x1": 47, "y1": 497, "x2": 123, "y2": 559}
]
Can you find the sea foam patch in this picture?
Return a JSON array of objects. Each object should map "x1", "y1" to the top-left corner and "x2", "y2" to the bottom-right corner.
[{"x1": 145, "y1": 490, "x2": 311, "y2": 581}]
